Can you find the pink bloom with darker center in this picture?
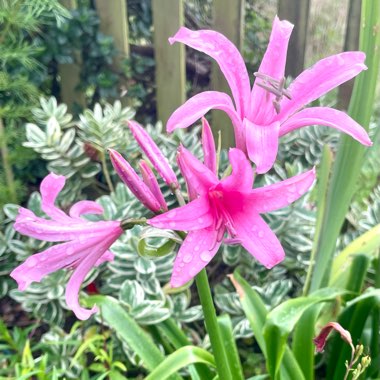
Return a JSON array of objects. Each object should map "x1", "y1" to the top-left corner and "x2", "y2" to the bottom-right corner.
[
  {"x1": 148, "y1": 147, "x2": 316, "y2": 287},
  {"x1": 167, "y1": 16, "x2": 371, "y2": 173},
  {"x1": 10, "y1": 173, "x2": 123, "y2": 320}
]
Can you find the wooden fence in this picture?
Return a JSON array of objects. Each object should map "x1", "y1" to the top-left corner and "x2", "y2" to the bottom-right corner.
[{"x1": 60, "y1": 0, "x2": 361, "y2": 147}]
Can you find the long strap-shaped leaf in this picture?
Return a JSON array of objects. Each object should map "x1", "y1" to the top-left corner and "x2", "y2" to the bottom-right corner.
[
  {"x1": 144, "y1": 346, "x2": 216, "y2": 380},
  {"x1": 310, "y1": 0, "x2": 380, "y2": 292},
  {"x1": 87, "y1": 295, "x2": 181, "y2": 380}
]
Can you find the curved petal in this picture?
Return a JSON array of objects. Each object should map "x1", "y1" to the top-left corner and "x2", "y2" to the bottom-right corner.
[
  {"x1": 245, "y1": 119, "x2": 280, "y2": 174},
  {"x1": 170, "y1": 228, "x2": 222, "y2": 287},
  {"x1": 148, "y1": 196, "x2": 214, "y2": 231},
  {"x1": 69, "y1": 201, "x2": 104, "y2": 219},
  {"x1": 221, "y1": 148, "x2": 254, "y2": 191},
  {"x1": 109, "y1": 149, "x2": 162, "y2": 212},
  {"x1": 177, "y1": 145, "x2": 218, "y2": 196},
  {"x1": 201, "y1": 118, "x2": 217, "y2": 174},
  {"x1": 278, "y1": 52, "x2": 367, "y2": 121},
  {"x1": 166, "y1": 91, "x2": 245, "y2": 150},
  {"x1": 128, "y1": 121, "x2": 179, "y2": 188},
  {"x1": 169, "y1": 27, "x2": 250, "y2": 117},
  {"x1": 250, "y1": 16, "x2": 293, "y2": 123},
  {"x1": 14, "y1": 208, "x2": 120, "y2": 242},
  {"x1": 40, "y1": 173, "x2": 70, "y2": 222},
  {"x1": 232, "y1": 213, "x2": 285, "y2": 268},
  {"x1": 279, "y1": 107, "x2": 372, "y2": 146},
  {"x1": 247, "y1": 168, "x2": 316, "y2": 213},
  {"x1": 95, "y1": 250, "x2": 115, "y2": 266},
  {"x1": 66, "y1": 233, "x2": 121, "y2": 320}
]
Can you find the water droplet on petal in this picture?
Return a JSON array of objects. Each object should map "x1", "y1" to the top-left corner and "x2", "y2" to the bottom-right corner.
[
  {"x1": 194, "y1": 245, "x2": 200, "y2": 252},
  {"x1": 183, "y1": 253, "x2": 192, "y2": 263},
  {"x1": 258, "y1": 230, "x2": 264, "y2": 238},
  {"x1": 200, "y1": 251, "x2": 212, "y2": 262},
  {"x1": 189, "y1": 266, "x2": 198, "y2": 276},
  {"x1": 26, "y1": 256, "x2": 37, "y2": 267}
]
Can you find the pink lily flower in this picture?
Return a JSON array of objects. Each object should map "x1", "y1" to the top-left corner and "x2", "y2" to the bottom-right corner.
[
  {"x1": 10, "y1": 173, "x2": 123, "y2": 320},
  {"x1": 148, "y1": 147, "x2": 316, "y2": 287},
  {"x1": 167, "y1": 16, "x2": 371, "y2": 173},
  {"x1": 314, "y1": 322, "x2": 354, "y2": 353}
]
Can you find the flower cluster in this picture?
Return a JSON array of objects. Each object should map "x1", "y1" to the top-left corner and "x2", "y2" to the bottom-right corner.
[{"x1": 11, "y1": 16, "x2": 371, "y2": 319}]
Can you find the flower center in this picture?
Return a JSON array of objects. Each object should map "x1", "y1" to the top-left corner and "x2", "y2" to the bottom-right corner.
[{"x1": 254, "y1": 72, "x2": 292, "y2": 114}]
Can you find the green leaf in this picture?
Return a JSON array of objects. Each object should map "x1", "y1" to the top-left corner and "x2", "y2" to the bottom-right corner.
[
  {"x1": 263, "y1": 288, "x2": 346, "y2": 379},
  {"x1": 231, "y1": 271, "x2": 305, "y2": 380},
  {"x1": 217, "y1": 315, "x2": 244, "y2": 380},
  {"x1": 145, "y1": 346, "x2": 216, "y2": 380},
  {"x1": 87, "y1": 295, "x2": 181, "y2": 380}
]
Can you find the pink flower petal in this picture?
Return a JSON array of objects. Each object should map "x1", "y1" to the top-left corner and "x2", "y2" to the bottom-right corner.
[
  {"x1": 313, "y1": 322, "x2": 354, "y2": 353},
  {"x1": 40, "y1": 173, "x2": 71, "y2": 222},
  {"x1": 169, "y1": 27, "x2": 250, "y2": 117},
  {"x1": 69, "y1": 201, "x2": 104, "y2": 219},
  {"x1": 128, "y1": 121, "x2": 179, "y2": 189},
  {"x1": 176, "y1": 152, "x2": 198, "y2": 201},
  {"x1": 280, "y1": 107, "x2": 372, "y2": 146},
  {"x1": 201, "y1": 118, "x2": 217, "y2": 174},
  {"x1": 139, "y1": 160, "x2": 168, "y2": 212},
  {"x1": 247, "y1": 168, "x2": 316, "y2": 213},
  {"x1": 166, "y1": 91, "x2": 245, "y2": 150},
  {"x1": 232, "y1": 213, "x2": 285, "y2": 268},
  {"x1": 148, "y1": 196, "x2": 214, "y2": 231},
  {"x1": 221, "y1": 148, "x2": 254, "y2": 191},
  {"x1": 249, "y1": 16, "x2": 293, "y2": 123},
  {"x1": 14, "y1": 208, "x2": 120, "y2": 242},
  {"x1": 94, "y1": 250, "x2": 115, "y2": 266},
  {"x1": 278, "y1": 52, "x2": 367, "y2": 122},
  {"x1": 170, "y1": 228, "x2": 222, "y2": 287},
  {"x1": 109, "y1": 149, "x2": 162, "y2": 213},
  {"x1": 245, "y1": 119, "x2": 280, "y2": 174},
  {"x1": 177, "y1": 145, "x2": 218, "y2": 197}
]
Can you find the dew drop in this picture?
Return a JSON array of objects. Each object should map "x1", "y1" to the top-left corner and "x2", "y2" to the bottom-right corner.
[
  {"x1": 258, "y1": 230, "x2": 264, "y2": 238},
  {"x1": 183, "y1": 253, "x2": 192, "y2": 263},
  {"x1": 200, "y1": 251, "x2": 212, "y2": 262},
  {"x1": 194, "y1": 245, "x2": 200, "y2": 252},
  {"x1": 26, "y1": 256, "x2": 37, "y2": 267},
  {"x1": 189, "y1": 266, "x2": 198, "y2": 276}
]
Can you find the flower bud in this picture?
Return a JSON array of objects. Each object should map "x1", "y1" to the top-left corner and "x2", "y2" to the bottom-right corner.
[
  {"x1": 109, "y1": 149, "x2": 161, "y2": 213},
  {"x1": 128, "y1": 121, "x2": 179, "y2": 189}
]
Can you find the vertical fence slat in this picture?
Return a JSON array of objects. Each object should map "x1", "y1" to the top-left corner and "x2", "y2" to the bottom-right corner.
[
  {"x1": 212, "y1": 0, "x2": 245, "y2": 148},
  {"x1": 338, "y1": 0, "x2": 361, "y2": 109},
  {"x1": 152, "y1": 0, "x2": 185, "y2": 125},
  {"x1": 59, "y1": 0, "x2": 86, "y2": 110},
  {"x1": 278, "y1": 0, "x2": 310, "y2": 78}
]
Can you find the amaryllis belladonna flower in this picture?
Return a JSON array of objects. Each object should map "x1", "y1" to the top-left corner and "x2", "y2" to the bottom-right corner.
[
  {"x1": 167, "y1": 16, "x2": 371, "y2": 173},
  {"x1": 10, "y1": 173, "x2": 123, "y2": 320},
  {"x1": 148, "y1": 147, "x2": 316, "y2": 287}
]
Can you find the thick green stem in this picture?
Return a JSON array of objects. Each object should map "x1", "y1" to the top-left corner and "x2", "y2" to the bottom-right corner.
[
  {"x1": 0, "y1": 118, "x2": 17, "y2": 203},
  {"x1": 195, "y1": 269, "x2": 233, "y2": 380}
]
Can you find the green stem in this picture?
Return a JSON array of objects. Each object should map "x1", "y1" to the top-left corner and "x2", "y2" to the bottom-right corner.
[
  {"x1": 0, "y1": 118, "x2": 17, "y2": 203},
  {"x1": 101, "y1": 151, "x2": 115, "y2": 193},
  {"x1": 195, "y1": 269, "x2": 233, "y2": 380}
]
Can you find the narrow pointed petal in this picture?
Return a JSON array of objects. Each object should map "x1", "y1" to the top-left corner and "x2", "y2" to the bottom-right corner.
[
  {"x1": 170, "y1": 228, "x2": 222, "y2": 287},
  {"x1": 148, "y1": 196, "x2": 214, "y2": 231},
  {"x1": 250, "y1": 16, "x2": 293, "y2": 122},
  {"x1": 40, "y1": 173, "x2": 71, "y2": 222},
  {"x1": 169, "y1": 27, "x2": 250, "y2": 117},
  {"x1": 245, "y1": 119, "x2": 280, "y2": 174},
  {"x1": 176, "y1": 153, "x2": 198, "y2": 201},
  {"x1": 232, "y1": 213, "x2": 285, "y2": 268},
  {"x1": 279, "y1": 107, "x2": 372, "y2": 146},
  {"x1": 14, "y1": 208, "x2": 119, "y2": 242},
  {"x1": 177, "y1": 145, "x2": 218, "y2": 196},
  {"x1": 166, "y1": 91, "x2": 245, "y2": 150},
  {"x1": 109, "y1": 149, "x2": 161, "y2": 213},
  {"x1": 69, "y1": 201, "x2": 104, "y2": 219},
  {"x1": 278, "y1": 52, "x2": 367, "y2": 121},
  {"x1": 139, "y1": 160, "x2": 168, "y2": 211},
  {"x1": 201, "y1": 118, "x2": 217, "y2": 174},
  {"x1": 248, "y1": 168, "x2": 316, "y2": 213},
  {"x1": 221, "y1": 148, "x2": 254, "y2": 190},
  {"x1": 128, "y1": 121, "x2": 179, "y2": 189}
]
